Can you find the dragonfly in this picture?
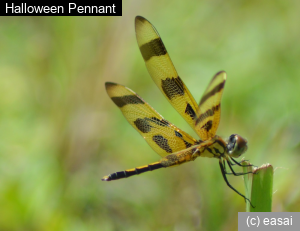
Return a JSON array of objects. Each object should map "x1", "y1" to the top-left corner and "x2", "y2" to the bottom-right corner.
[{"x1": 102, "y1": 16, "x2": 253, "y2": 204}]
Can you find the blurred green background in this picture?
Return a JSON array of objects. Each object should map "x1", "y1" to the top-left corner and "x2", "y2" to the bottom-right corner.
[{"x1": 1, "y1": 1, "x2": 300, "y2": 230}]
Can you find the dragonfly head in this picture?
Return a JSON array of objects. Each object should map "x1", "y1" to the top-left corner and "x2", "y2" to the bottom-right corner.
[{"x1": 227, "y1": 134, "x2": 248, "y2": 158}]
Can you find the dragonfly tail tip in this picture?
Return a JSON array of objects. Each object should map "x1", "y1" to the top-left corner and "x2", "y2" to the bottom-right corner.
[{"x1": 102, "y1": 176, "x2": 111, "y2": 181}]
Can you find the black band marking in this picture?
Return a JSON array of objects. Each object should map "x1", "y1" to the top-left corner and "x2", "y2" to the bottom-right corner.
[
  {"x1": 206, "y1": 147, "x2": 213, "y2": 154},
  {"x1": 152, "y1": 135, "x2": 172, "y2": 153},
  {"x1": 184, "y1": 140, "x2": 192, "y2": 148},
  {"x1": 148, "y1": 117, "x2": 169, "y2": 127},
  {"x1": 175, "y1": 130, "x2": 183, "y2": 138},
  {"x1": 140, "y1": 38, "x2": 167, "y2": 61},
  {"x1": 175, "y1": 130, "x2": 193, "y2": 148},
  {"x1": 201, "y1": 120, "x2": 213, "y2": 132},
  {"x1": 134, "y1": 118, "x2": 153, "y2": 133},
  {"x1": 185, "y1": 103, "x2": 196, "y2": 120},
  {"x1": 199, "y1": 81, "x2": 225, "y2": 106},
  {"x1": 196, "y1": 104, "x2": 220, "y2": 125},
  {"x1": 111, "y1": 95, "x2": 144, "y2": 108},
  {"x1": 161, "y1": 77, "x2": 184, "y2": 100},
  {"x1": 213, "y1": 147, "x2": 222, "y2": 155}
]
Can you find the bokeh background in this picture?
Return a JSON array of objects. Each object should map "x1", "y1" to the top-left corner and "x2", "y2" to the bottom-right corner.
[{"x1": 1, "y1": 1, "x2": 300, "y2": 230}]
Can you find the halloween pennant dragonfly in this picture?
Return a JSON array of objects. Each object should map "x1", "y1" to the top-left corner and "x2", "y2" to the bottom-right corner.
[{"x1": 102, "y1": 16, "x2": 253, "y2": 203}]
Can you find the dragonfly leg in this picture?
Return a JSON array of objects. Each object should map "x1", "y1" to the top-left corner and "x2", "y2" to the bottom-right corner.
[
  {"x1": 223, "y1": 159, "x2": 252, "y2": 175},
  {"x1": 219, "y1": 159, "x2": 254, "y2": 207},
  {"x1": 226, "y1": 159, "x2": 253, "y2": 176},
  {"x1": 230, "y1": 157, "x2": 257, "y2": 167}
]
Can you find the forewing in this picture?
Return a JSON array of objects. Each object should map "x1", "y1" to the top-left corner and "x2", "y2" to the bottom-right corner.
[
  {"x1": 135, "y1": 16, "x2": 199, "y2": 134},
  {"x1": 195, "y1": 71, "x2": 226, "y2": 140},
  {"x1": 105, "y1": 82, "x2": 197, "y2": 157}
]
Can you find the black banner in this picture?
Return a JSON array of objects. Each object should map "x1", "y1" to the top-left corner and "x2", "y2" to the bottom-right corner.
[{"x1": 2, "y1": 1, "x2": 122, "y2": 16}]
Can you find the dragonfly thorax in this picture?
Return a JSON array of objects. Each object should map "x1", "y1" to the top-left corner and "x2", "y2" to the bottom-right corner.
[{"x1": 226, "y1": 134, "x2": 248, "y2": 158}]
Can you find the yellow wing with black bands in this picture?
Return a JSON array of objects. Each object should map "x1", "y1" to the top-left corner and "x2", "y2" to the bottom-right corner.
[
  {"x1": 105, "y1": 82, "x2": 197, "y2": 157},
  {"x1": 135, "y1": 16, "x2": 199, "y2": 134},
  {"x1": 195, "y1": 71, "x2": 226, "y2": 140}
]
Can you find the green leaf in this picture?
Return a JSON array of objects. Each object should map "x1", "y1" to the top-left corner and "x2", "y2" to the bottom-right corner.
[{"x1": 243, "y1": 162, "x2": 273, "y2": 212}]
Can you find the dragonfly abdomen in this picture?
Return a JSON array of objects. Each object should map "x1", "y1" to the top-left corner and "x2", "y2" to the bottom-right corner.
[{"x1": 102, "y1": 161, "x2": 164, "y2": 181}]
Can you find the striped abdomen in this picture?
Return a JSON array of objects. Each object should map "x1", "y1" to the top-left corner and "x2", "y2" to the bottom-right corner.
[{"x1": 102, "y1": 162, "x2": 164, "y2": 181}]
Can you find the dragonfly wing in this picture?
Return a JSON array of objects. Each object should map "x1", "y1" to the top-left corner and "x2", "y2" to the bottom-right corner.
[
  {"x1": 135, "y1": 16, "x2": 199, "y2": 134},
  {"x1": 195, "y1": 71, "x2": 226, "y2": 140},
  {"x1": 106, "y1": 82, "x2": 197, "y2": 157}
]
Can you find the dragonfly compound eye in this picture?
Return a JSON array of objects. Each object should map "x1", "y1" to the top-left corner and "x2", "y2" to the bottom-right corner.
[{"x1": 228, "y1": 134, "x2": 248, "y2": 158}]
